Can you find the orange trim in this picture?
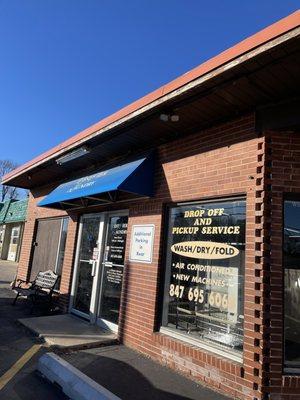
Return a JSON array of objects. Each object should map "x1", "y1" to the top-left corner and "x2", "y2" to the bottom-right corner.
[{"x1": 3, "y1": 10, "x2": 300, "y2": 183}]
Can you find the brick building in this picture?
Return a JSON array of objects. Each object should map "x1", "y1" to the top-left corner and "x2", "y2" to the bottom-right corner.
[
  {"x1": 0, "y1": 199, "x2": 28, "y2": 262},
  {"x1": 2, "y1": 11, "x2": 300, "y2": 400}
]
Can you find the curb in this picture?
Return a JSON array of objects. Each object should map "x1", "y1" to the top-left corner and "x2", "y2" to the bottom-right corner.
[{"x1": 37, "y1": 352, "x2": 121, "y2": 400}]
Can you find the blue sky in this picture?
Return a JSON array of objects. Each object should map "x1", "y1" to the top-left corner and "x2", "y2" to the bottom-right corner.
[{"x1": 0, "y1": 1, "x2": 299, "y2": 166}]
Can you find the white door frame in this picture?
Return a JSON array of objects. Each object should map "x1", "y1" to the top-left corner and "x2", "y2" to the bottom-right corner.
[
  {"x1": 70, "y1": 210, "x2": 128, "y2": 331},
  {"x1": 7, "y1": 225, "x2": 21, "y2": 262}
]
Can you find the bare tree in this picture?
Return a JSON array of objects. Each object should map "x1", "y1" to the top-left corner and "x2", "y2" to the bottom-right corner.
[{"x1": 0, "y1": 160, "x2": 19, "y2": 202}]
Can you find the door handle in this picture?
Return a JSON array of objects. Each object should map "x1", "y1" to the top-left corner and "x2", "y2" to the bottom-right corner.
[{"x1": 91, "y1": 260, "x2": 97, "y2": 277}]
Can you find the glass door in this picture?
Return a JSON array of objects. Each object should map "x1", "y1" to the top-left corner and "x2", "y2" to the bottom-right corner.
[
  {"x1": 71, "y1": 214, "x2": 104, "y2": 321},
  {"x1": 97, "y1": 212, "x2": 128, "y2": 330},
  {"x1": 7, "y1": 226, "x2": 21, "y2": 262}
]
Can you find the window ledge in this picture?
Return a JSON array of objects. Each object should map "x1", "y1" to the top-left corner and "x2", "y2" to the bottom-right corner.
[
  {"x1": 159, "y1": 326, "x2": 243, "y2": 364},
  {"x1": 284, "y1": 367, "x2": 300, "y2": 375}
]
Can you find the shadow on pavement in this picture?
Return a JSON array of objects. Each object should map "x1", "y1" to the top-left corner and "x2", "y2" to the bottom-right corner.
[
  {"x1": 62, "y1": 345, "x2": 228, "y2": 400},
  {"x1": 0, "y1": 289, "x2": 44, "y2": 376},
  {"x1": 75, "y1": 355, "x2": 196, "y2": 400},
  {"x1": 0, "y1": 284, "x2": 67, "y2": 399},
  {"x1": 0, "y1": 348, "x2": 67, "y2": 400}
]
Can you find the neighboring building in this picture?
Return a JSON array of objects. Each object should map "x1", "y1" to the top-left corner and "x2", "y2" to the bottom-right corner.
[
  {"x1": 2, "y1": 11, "x2": 300, "y2": 400},
  {"x1": 0, "y1": 199, "x2": 28, "y2": 262}
]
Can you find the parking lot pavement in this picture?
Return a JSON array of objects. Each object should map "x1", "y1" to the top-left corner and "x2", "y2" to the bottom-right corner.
[
  {"x1": 0, "y1": 261, "x2": 226, "y2": 399},
  {"x1": 0, "y1": 261, "x2": 67, "y2": 400},
  {"x1": 0, "y1": 260, "x2": 17, "y2": 289},
  {"x1": 61, "y1": 345, "x2": 229, "y2": 400}
]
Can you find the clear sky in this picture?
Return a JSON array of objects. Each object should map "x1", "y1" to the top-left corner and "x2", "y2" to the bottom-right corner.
[{"x1": 0, "y1": 0, "x2": 299, "y2": 166}]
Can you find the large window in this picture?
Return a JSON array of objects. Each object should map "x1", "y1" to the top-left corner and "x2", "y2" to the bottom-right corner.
[
  {"x1": 161, "y1": 198, "x2": 246, "y2": 353},
  {"x1": 284, "y1": 200, "x2": 300, "y2": 370}
]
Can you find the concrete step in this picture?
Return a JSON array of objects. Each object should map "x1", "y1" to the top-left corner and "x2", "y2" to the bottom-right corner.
[{"x1": 18, "y1": 314, "x2": 117, "y2": 349}]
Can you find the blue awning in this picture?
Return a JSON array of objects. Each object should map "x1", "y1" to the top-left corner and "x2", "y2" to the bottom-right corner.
[{"x1": 38, "y1": 156, "x2": 154, "y2": 210}]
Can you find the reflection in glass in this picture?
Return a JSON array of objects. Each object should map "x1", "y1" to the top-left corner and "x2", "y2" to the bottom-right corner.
[
  {"x1": 74, "y1": 217, "x2": 101, "y2": 314},
  {"x1": 99, "y1": 215, "x2": 128, "y2": 324},
  {"x1": 284, "y1": 200, "x2": 300, "y2": 368},
  {"x1": 162, "y1": 199, "x2": 246, "y2": 352},
  {"x1": 56, "y1": 217, "x2": 69, "y2": 276},
  {"x1": 11, "y1": 227, "x2": 20, "y2": 245}
]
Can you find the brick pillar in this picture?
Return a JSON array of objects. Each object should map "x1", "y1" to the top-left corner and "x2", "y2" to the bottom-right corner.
[
  {"x1": 256, "y1": 136, "x2": 272, "y2": 400},
  {"x1": 242, "y1": 136, "x2": 271, "y2": 400},
  {"x1": 266, "y1": 131, "x2": 300, "y2": 398}
]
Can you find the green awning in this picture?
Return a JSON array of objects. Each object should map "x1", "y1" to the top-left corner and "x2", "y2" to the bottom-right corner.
[{"x1": 0, "y1": 199, "x2": 28, "y2": 224}]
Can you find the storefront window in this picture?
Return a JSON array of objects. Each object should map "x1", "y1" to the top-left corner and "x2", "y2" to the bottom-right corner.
[
  {"x1": 284, "y1": 200, "x2": 300, "y2": 370},
  {"x1": 161, "y1": 198, "x2": 246, "y2": 353}
]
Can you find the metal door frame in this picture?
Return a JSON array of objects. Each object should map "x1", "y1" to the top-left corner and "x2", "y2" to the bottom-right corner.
[
  {"x1": 69, "y1": 213, "x2": 105, "y2": 322},
  {"x1": 96, "y1": 210, "x2": 129, "y2": 333},
  {"x1": 69, "y1": 210, "x2": 128, "y2": 330}
]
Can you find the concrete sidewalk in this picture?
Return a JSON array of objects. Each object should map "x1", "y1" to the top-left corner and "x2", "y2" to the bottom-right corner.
[
  {"x1": 19, "y1": 314, "x2": 117, "y2": 348},
  {"x1": 60, "y1": 344, "x2": 228, "y2": 400}
]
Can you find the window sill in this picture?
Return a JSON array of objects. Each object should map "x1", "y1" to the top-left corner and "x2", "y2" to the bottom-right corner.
[
  {"x1": 159, "y1": 326, "x2": 243, "y2": 364},
  {"x1": 284, "y1": 367, "x2": 300, "y2": 375}
]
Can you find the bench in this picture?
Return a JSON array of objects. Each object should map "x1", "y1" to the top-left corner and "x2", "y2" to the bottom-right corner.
[{"x1": 12, "y1": 270, "x2": 60, "y2": 312}]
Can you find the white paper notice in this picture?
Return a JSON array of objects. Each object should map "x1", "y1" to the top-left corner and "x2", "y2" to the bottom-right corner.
[{"x1": 129, "y1": 224, "x2": 155, "y2": 264}]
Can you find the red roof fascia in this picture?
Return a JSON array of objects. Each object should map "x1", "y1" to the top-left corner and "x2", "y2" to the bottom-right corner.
[{"x1": 3, "y1": 10, "x2": 300, "y2": 183}]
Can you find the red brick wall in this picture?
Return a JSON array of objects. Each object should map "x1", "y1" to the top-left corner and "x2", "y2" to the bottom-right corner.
[
  {"x1": 264, "y1": 131, "x2": 300, "y2": 399},
  {"x1": 17, "y1": 113, "x2": 283, "y2": 399},
  {"x1": 118, "y1": 114, "x2": 265, "y2": 400}
]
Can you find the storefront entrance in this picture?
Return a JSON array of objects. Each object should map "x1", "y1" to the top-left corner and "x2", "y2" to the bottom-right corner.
[
  {"x1": 70, "y1": 211, "x2": 128, "y2": 332},
  {"x1": 7, "y1": 225, "x2": 21, "y2": 262}
]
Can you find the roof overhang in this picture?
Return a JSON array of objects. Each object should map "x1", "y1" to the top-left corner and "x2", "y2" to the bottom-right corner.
[{"x1": 2, "y1": 11, "x2": 300, "y2": 189}]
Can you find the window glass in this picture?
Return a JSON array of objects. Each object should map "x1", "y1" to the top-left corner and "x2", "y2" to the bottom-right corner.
[
  {"x1": 55, "y1": 217, "x2": 69, "y2": 279},
  {"x1": 99, "y1": 215, "x2": 128, "y2": 324},
  {"x1": 11, "y1": 227, "x2": 20, "y2": 245},
  {"x1": 284, "y1": 200, "x2": 300, "y2": 369},
  {"x1": 162, "y1": 199, "x2": 246, "y2": 353}
]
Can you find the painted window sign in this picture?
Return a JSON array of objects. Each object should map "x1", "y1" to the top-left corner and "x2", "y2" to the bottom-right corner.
[
  {"x1": 130, "y1": 224, "x2": 155, "y2": 263},
  {"x1": 104, "y1": 217, "x2": 128, "y2": 265},
  {"x1": 162, "y1": 198, "x2": 246, "y2": 353},
  {"x1": 100, "y1": 215, "x2": 128, "y2": 324}
]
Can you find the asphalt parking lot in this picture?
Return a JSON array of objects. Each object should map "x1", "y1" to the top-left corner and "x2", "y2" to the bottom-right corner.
[
  {"x1": 0, "y1": 261, "x2": 67, "y2": 400},
  {"x1": 0, "y1": 261, "x2": 228, "y2": 400}
]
